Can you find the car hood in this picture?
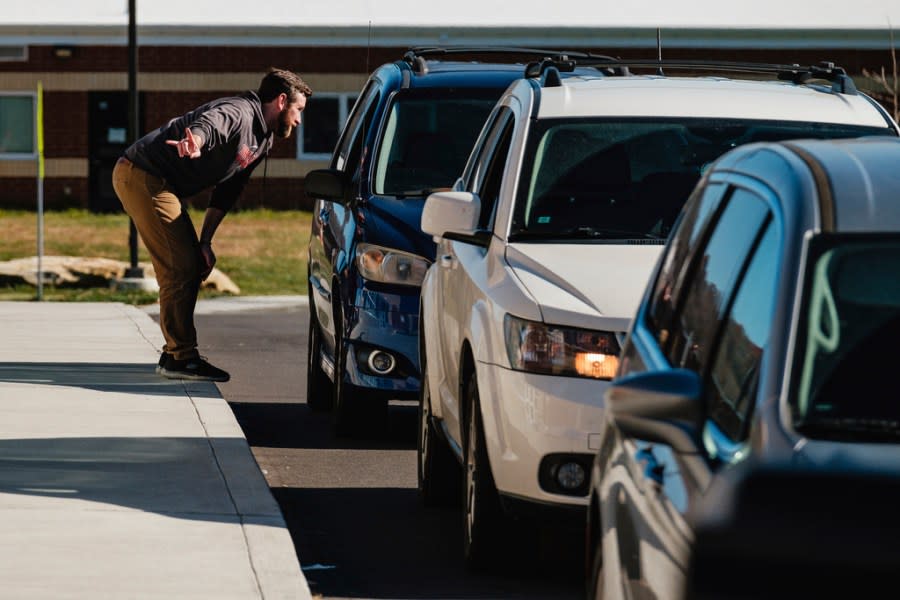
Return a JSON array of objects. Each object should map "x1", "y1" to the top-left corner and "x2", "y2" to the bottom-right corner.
[
  {"x1": 505, "y1": 242, "x2": 664, "y2": 332},
  {"x1": 359, "y1": 195, "x2": 435, "y2": 260}
]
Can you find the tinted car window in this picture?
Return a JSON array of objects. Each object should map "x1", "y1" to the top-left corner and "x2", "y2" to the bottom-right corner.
[
  {"x1": 792, "y1": 236, "x2": 900, "y2": 442},
  {"x1": 708, "y1": 221, "x2": 778, "y2": 441},
  {"x1": 373, "y1": 90, "x2": 501, "y2": 196},
  {"x1": 668, "y1": 189, "x2": 770, "y2": 373},
  {"x1": 647, "y1": 182, "x2": 727, "y2": 344},
  {"x1": 471, "y1": 109, "x2": 514, "y2": 229},
  {"x1": 509, "y1": 118, "x2": 888, "y2": 243},
  {"x1": 334, "y1": 81, "x2": 379, "y2": 173}
]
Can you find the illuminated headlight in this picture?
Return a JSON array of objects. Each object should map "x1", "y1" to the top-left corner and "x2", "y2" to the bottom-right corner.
[
  {"x1": 503, "y1": 314, "x2": 621, "y2": 379},
  {"x1": 356, "y1": 243, "x2": 431, "y2": 286}
]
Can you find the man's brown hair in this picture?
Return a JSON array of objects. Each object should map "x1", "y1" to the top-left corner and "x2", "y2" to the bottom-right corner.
[{"x1": 258, "y1": 68, "x2": 313, "y2": 103}]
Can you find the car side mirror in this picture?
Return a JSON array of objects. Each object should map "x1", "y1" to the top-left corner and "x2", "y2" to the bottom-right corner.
[
  {"x1": 605, "y1": 369, "x2": 704, "y2": 453},
  {"x1": 421, "y1": 191, "x2": 485, "y2": 244},
  {"x1": 304, "y1": 168, "x2": 351, "y2": 205}
]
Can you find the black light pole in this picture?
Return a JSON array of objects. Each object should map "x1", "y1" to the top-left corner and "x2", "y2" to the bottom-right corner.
[{"x1": 124, "y1": 0, "x2": 143, "y2": 278}]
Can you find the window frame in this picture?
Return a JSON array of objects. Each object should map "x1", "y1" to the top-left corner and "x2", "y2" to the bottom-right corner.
[
  {"x1": 0, "y1": 91, "x2": 37, "y2": 160},
  {"x1": 465, "y1": 107, "x2": 514, "y2": 230},
  {"x1": 331, "y1": 81, "x2": 380, "y2": 173}
]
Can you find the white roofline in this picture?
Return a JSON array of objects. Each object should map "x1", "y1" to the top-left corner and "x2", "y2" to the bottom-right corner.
[{"x1": 1, "y1": 25, "x2": 898, "y2": 50}]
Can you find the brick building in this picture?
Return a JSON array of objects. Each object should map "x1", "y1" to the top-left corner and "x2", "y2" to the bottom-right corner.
[{"x1": 1, "y1": 1, "x2": 898, "y2": 211}]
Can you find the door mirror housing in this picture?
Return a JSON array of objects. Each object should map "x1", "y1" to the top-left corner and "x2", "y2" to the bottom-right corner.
[
  {"x1": 305, "y1": 168, "x2": 351, "y2": 205},
  {"x1": 421, "y1": 191, "x2": 482, "y2": 241},
  {"x1": 605, "y1": 369, "x2": 704, "y2": 453}
]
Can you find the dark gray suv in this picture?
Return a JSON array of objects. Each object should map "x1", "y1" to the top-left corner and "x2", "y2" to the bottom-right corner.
[{"x1": 587, "y1": 135, "x2": 900, "y2": 600}]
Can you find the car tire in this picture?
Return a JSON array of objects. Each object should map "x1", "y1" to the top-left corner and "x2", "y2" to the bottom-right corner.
[
  {"x1": 417, "y1": 369, "x2": 461, "y2": 507},
  {"x1": 587, "y1": 535, "x2": 604, "y2": 600},
  {"x1": 306, "y1": 295, "x2": 333, "y2": 412},
  {"x1": 331, "y1": 303, "x2": 385, "y2": 437},
  {"x1": 462, "y1": 373, "x2": 504, "y2": 571}
]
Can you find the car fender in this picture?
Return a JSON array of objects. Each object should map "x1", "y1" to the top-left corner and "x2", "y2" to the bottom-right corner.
[{"x1": 420, "y1": 264, "x2": 447, "y2": 420}]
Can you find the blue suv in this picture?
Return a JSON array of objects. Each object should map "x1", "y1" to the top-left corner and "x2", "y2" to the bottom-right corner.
[{"x1": 304, "y1": 47, "x2": 616, "y2": 434}]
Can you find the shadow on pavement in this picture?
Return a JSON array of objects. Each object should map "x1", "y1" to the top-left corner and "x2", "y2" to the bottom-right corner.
[
  {"x1": 0, "y1": 362, "x2": 220, "y2": 398},
  {"x1": 230, "y1": 401, "x2": 418, "y2": 451},
  {"x1": 0, "y1": 436, "x2": 268, "y2": 523},
  {"x1": 278, "y1": 487, "x2": 584, "y2": 600}
]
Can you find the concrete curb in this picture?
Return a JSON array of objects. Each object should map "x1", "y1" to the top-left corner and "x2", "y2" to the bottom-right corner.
[
  {"x1": 141, "y1": 295, "x2": 307, "y2": 316},
  {"x1": 122, "y1": 305, "x2": 312, "y2": 599}
]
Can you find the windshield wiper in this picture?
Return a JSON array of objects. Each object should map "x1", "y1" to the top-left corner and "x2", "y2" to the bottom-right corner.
[
  {"x1": 797, "y1": 417, "x2": 900, "y2": 441},
  {"x1": 393, "y1": 189, "x2": 433, "y2": 199},
  {"x1": 563, "y1": 226, "x2": 665, "y2": 240},
  {"x1": 509, "y1": 226, "x2": 665, "y2": 242}
]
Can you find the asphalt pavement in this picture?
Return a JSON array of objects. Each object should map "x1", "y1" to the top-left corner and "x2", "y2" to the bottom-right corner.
[{"x1": 0, "y1": 300, "x2": 311, "y2": 599}]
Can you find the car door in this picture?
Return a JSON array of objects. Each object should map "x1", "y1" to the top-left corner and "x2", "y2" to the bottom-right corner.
[
  {"x1": 435, "y1": 105, "x2": 516, "y2": 442},
  {"x1": 309, "y1": 80, "x2": 381, "y2": 355},
  {"x1": 605, "y1": 183, "x2": 781, "y2": 599}
]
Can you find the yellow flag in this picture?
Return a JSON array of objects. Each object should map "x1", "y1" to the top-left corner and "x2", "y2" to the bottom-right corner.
[{"x1": 36, "y1": 81, "x2": 44, "y2": 180}]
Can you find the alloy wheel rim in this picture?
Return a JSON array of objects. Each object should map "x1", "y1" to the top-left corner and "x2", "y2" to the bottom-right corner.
[
  {"x1": 465, "y1": 411, "x2": 477, "y2": 546},
  {"x1": 419, "y1": 382, "x2": 430, "y2": 484}
]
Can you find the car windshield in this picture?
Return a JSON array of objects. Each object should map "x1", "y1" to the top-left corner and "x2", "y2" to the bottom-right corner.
[
  {"x1": 373, "y1": 89, "x2": 501, "y2": 197},
  {"x1": 792, "y1": 236, "x2": 900, "y2": 442},
  {"x1": 509, "y1": 118, "x2": 892, "y2": 242}
]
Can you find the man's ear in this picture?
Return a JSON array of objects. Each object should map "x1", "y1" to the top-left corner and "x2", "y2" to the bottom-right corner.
[{"x1": 278, "y1": 92, "x2": 288, "y2": 110}]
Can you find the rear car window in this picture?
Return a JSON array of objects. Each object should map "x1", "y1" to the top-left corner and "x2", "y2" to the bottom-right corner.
[{"x1": 792, "y1": 236, "x2": 900, "y2": 442}]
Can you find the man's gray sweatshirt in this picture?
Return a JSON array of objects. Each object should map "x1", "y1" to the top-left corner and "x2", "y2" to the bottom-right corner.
[{"x1": 125, "y1": 91, "x2": 273, "y2": 213}]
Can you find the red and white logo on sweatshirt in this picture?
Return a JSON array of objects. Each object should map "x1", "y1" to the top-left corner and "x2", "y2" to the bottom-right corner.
[{"x1": 235, "y1": 144, "x2": 259, "y2": 169}]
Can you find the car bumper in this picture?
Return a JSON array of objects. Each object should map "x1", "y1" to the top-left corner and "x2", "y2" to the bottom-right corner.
[
  {"x1": 476, "y1": 360, "x2": 609, "y2": 507},
  {"x1": 343, "y1": 286, "x2": 421, "y2": 397}
]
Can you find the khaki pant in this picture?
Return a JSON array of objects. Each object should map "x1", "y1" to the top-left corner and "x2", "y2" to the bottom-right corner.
[{"x1": 112, "y1": 158, "x2": 201, "y2": 361}]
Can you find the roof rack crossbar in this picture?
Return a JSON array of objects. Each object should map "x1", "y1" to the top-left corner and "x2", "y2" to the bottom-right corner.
[{"x1": 565, "y1": 59, "x2": 859, "y2": 95}]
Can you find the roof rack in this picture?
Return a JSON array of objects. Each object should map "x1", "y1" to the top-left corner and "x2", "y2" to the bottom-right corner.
[
  {"x1": 525, "y1": 58, "x2": 857, "y2": 95},
  {"x1": 401, "y1": 46, "x2": 626, "y2": 76}
]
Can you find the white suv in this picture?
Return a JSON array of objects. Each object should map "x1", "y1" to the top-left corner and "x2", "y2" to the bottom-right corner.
[{"x1": 416, "y1": 59, "x2": 899, "y2": 569}]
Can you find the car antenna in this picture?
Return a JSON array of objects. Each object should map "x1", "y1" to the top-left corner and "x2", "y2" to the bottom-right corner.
[{"x1": 656, "y1": 28, "x2": 665, "y2": 76}]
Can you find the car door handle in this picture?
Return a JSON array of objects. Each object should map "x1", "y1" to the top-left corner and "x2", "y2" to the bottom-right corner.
[{"x1": 440, "y1": 254, "x2": 455, "y2": 268}]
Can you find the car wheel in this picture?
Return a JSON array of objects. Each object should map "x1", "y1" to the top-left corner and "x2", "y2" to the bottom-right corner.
[
  {"x1": 462, "y1": 373, "x2": 504, "y2": 571},
  {"x1": 306, "y1": 295, "x2": 333, "y2": 412},
  {"x1": 417, "y1": 369, "x2": 461, "y2": 506},
  {"x1": 331, "y1": 303, "x2": 385, "y2": 437}
]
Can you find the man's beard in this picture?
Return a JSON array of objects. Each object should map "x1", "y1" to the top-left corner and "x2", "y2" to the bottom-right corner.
[{"x1": 276, "y1": 109, "x2": 293, "y2": 139}]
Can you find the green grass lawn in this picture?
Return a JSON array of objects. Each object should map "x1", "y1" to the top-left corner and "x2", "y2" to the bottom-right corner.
[{"x1": 0, "y1": 208, "x2": 312, "y2": 304}]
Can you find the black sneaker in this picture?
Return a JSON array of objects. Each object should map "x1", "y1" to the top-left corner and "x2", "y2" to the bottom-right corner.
[
  {"x1": 160, "y1": 355, "x2": 230, "y2": 382},
  {"x1": 155, "y1": 352, "x2": 170, "y2": 374}
]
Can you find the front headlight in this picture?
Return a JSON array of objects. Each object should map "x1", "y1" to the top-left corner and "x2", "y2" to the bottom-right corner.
[
  {"x1": 503, "y1": 314, "x2": 621, "y2": 380},
  {"x1": 356, "y1": 243, "x2": 431, "y2": 286}
]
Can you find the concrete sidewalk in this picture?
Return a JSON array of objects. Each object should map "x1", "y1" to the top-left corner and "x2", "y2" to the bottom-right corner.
[{"x1": 0, "y1": 301, "x2": 311, "y2": 599}]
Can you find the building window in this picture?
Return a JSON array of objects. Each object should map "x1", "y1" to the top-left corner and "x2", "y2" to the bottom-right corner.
[
  {"x1": 0, "y1": 93, "x2": 36, "y2": 158},
  {"x1": 298, "y1": 92, "x2": 357, "y2": 160},
  {"x1": 0, "y1": 45, "x2": 27, "y2": 62}
]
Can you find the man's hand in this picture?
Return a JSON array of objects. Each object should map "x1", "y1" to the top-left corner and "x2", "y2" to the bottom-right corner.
[
  {"x1": 199, "y1": 242, "x2": 216, "y2": 281},
  {"x1": 167, "y1": 128, "x2": 202, "y2": 159}
]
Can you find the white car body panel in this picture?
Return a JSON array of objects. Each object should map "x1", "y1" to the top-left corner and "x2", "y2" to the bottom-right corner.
[
  {"x1": 506, "y1": 243, "x2": 664, "y2": 331},
  {"x1": 476, "y1": 360, "x2": 614, "y2": 505},
  {"x1": 537, "y1": 77, "x2": 891, "y2": 127}
]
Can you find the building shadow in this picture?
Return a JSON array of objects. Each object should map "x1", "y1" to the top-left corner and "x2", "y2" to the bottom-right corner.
[
  {"x1": 0, "y1": 436, "x2": 275, "y2": 524},
  {"x1": 0, "y1": 362, "x2": 221, "y2": 398}
]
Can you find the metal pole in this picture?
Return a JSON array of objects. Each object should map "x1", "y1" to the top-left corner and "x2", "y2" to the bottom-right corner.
[
  {"x1": 124, "y1": 0, "x2": 144, "y2": 278},
  {"x1": 36, "y1": 81, "x2": 45, "y2": 300}
]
